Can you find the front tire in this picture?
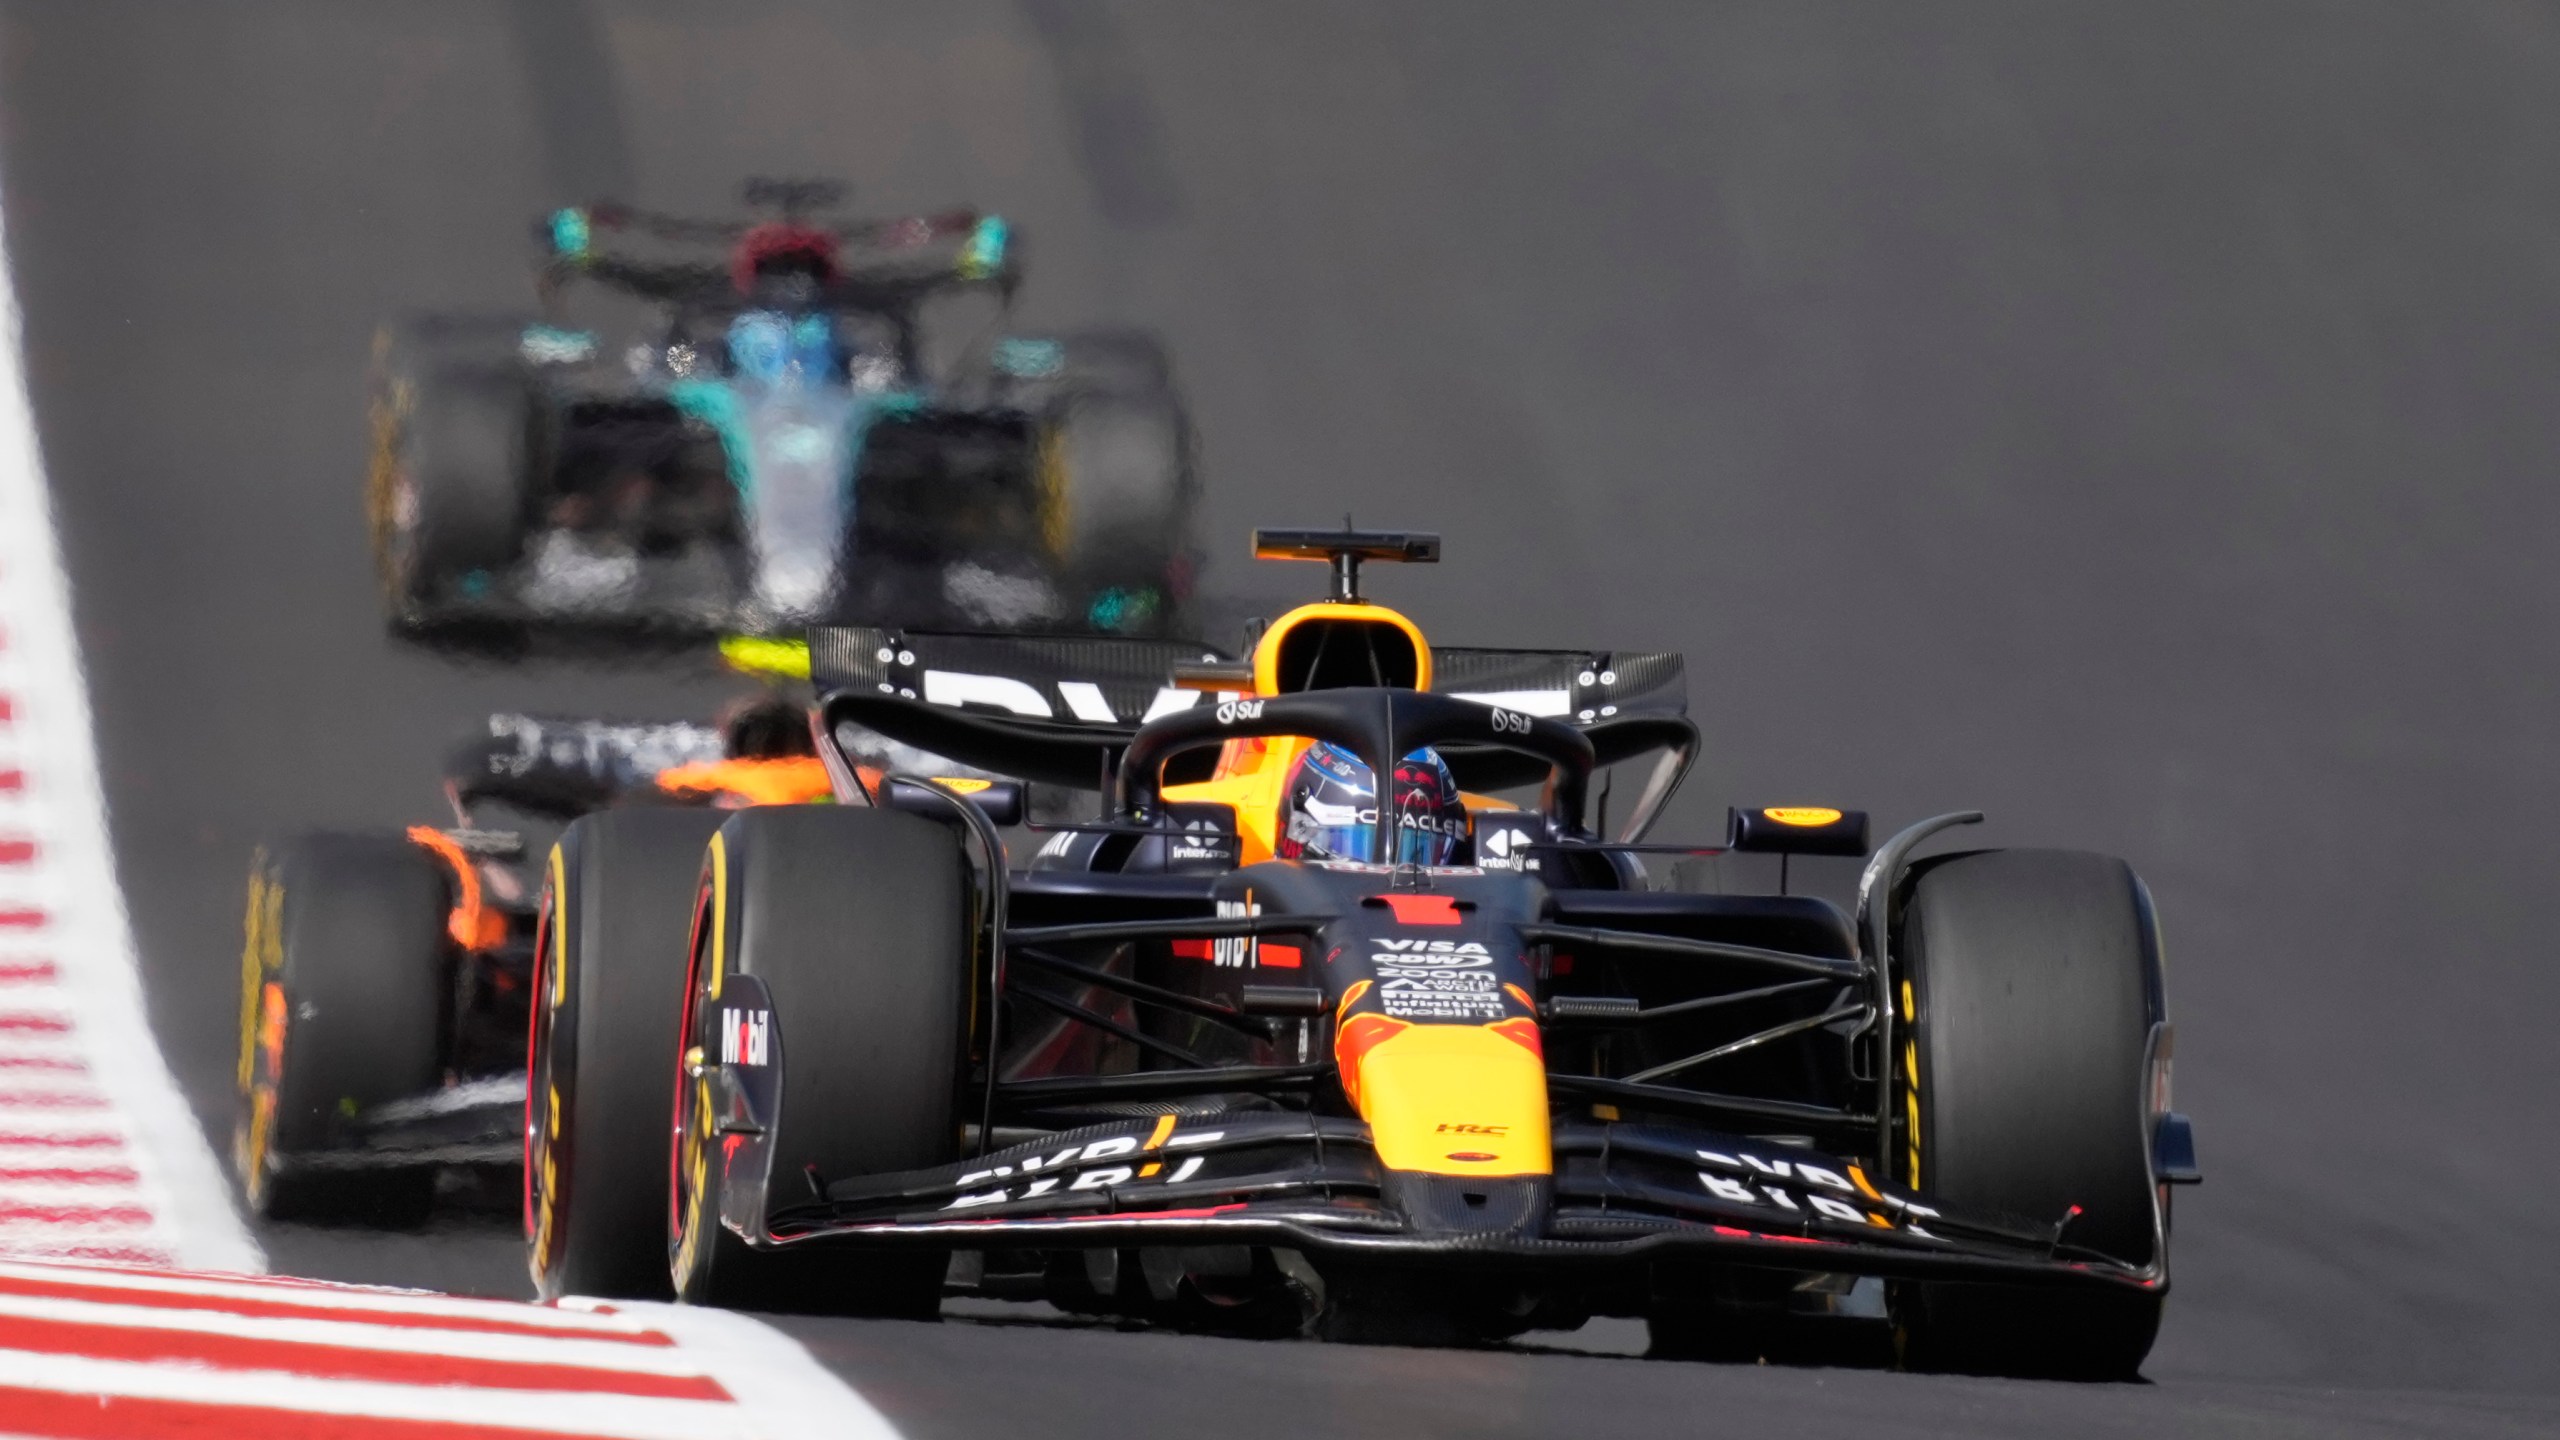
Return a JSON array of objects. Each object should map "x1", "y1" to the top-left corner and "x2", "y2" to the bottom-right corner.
[
  {"x1": 371, "y1": 320, "x2": 535, "y2": 636},
  {"x1": 1044, "y1": 384, "x2": 1192, "y2": 607},
  {"x1": 527, "y1": 809, "x2": 729, "y2": 1301},
  {"x1": 1891, "y1": 848, "x2": 2167, "y2": 1380},
  {"x1": 671, "y1": 806, "x2": 969, "y2": 1316},
  {"x1": 233, "y1": 836, "x2": 447, "y2": 1225}
]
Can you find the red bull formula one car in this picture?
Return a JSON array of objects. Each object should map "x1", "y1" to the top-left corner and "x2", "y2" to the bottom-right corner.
[{"x1": 527, "y1": 529, "x2": 2199, "y2": 1378}]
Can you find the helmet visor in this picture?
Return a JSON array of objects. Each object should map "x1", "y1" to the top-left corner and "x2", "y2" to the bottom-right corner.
[{"x1": 1287, "y1": 799, "x2": 1458, "y2": 866}]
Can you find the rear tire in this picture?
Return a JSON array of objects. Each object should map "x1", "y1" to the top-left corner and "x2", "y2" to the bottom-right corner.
[
  {"x1": 1039, "y1": 338, "x2": 1195, "y2": 630},
  {"x1": 1891, "y1": 848, "x2": 2166, "y2": 1380},
  {"x1": 371, "y1": 320, "x2": 535, "y2": 635},
  {"x1": 232, "y1": 836, "x2": 447, "y2": 1226},
  {"x1": 671, "y1": 806, "x2": 969, "y2": 1317},
  {"x1": 527, "y1": 809, "x2": 730, "y2": 1301}
]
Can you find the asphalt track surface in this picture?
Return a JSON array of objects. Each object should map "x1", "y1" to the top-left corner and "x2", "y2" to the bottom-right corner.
[{"x1": 5, "y1": 3, "x2": 2560, "y2": 1434}]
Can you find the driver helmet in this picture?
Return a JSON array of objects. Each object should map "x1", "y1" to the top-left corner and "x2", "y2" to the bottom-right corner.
[
  {"x1": 1275, "y1": 741, "x2": 1469, "y2": 866},
  {"x1": 725, "y1": 310, "x2": 838, "y2": 384}
]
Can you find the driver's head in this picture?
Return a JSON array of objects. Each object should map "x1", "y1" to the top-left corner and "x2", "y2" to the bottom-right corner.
[
  {"x1": 1275, "y1": 742, "x2": 1468, "y2": 866},
  {"x1": 717, "y1": 696, "x2": 815, "y2": 760}
]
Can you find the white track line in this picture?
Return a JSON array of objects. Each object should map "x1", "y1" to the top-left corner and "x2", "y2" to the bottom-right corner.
[
  {"x1": 0, "y1": 147, "x2": 259, "y2": 1274},
  {"x1": 0, "y1": 1258, "x2": 662, "y2": 1331},
  {"x1": 0, "y1": 1349, "x2": 755, "y2": 1440},
  {"x1": 0, "y1": 1291, "x2": 715, "y2": 1374},
  {"x1": 602, "y1": 1301, "x2": 905, "y2": 1440}
]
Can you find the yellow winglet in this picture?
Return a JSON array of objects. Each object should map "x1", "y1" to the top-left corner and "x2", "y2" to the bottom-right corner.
[{"x1": 719, "y1": 634, "x2": 811, "y2": 680}]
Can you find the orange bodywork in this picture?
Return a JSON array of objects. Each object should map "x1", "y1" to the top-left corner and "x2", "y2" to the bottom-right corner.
[
  {"x1": 405, "y1": 825, "x2": 507, "y2": 951},
  {"x1": 1249, "y1": 602, "x2": 1434, "y2": 694},
  {"x1": 655, "y1": 756, "x2": 835, "y2": 808}
]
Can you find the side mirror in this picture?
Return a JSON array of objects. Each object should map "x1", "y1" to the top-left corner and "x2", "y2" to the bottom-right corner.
[
  {"x1": 881, "y1": 775, "x2": 1026, "y2": 828},
  {"x1": 1726, "y1": 806, "x2": 1869, "y2": 857}
]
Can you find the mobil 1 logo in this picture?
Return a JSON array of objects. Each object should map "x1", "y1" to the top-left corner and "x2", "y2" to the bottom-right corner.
[{"x1": 720, "y1": 1007, "x2": 770, "y2": 1067}]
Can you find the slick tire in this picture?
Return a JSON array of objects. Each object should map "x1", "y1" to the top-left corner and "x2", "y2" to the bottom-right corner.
[
  {"x1": 1891, "y1": 848, "x2": 2166, "y2": 1381},
  {"x1": 233, "y1": 835, "x2": 447, "y2": 1226},
  {"x1": 528, "y1": 809, "x2": 730, "y2": 1302},
  {"x1": 1042, "y1": 358, "x2": 1195, "y2": 615},
  {"x1": 671, "y1": 806, "x2": 969, "y2": 1318},
  {"x1": 372, "y1": 320, "x2": 534, "y2": 635}
]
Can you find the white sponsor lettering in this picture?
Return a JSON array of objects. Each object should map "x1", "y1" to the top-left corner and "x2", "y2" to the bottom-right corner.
[
  {"x1": 1809, "y1": 1194, "x2": 1869, "y2": 1223},
  {"x1": 1370, "y1": 943, "x2": 1502, "y2": 1017},
  {"x1": 938, "y1": 1127, "x2": 1224, "y2": 1210},
  {"x1": 719, "y1": 1008, "x2": 770, "y2": 1067},
  {"x1": 1794, "y1": 1163, "x2": 1855, "y2": 1192},
  {"x1": 1477, "y1": 824, "x2": 1533, "y2": 870},
  {"x1": 1691, "y1": 1149, "x2": 1940, "y2": 1237},
  {"x1": 1056, "y1": 681, "x2": 1117, "y2": 723},
  {"x1": 1451, "y1": 688, "x2": 1573, "y2": 718},
  {"x1": 1141, "y1": 687, "x2": 1199, "y2": 722},
  {"x1": 923, "y1": 669, "x2": 1054, "y2": 717},
  {"x1": 1212, "y1": 899, "x2": 1260, "y2": 967},
  {"x1": 1700, "y1": 1173, "x2": 1759, "y2": 1204}
]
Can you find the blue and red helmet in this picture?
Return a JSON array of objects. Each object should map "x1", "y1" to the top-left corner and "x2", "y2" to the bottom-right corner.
[{"x1": 1275, "y1": 742, "x2": 1469, "y2": 866}]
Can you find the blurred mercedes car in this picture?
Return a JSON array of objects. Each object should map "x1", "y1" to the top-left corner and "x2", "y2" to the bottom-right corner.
[{"x1": 368, "y1": 178, "x2": 1196, "y2": 646}]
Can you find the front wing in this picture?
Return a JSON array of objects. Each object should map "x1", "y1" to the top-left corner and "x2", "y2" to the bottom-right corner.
[{"x1": 744, "y1": 1112, "x2": 2160, "y2": 1294}]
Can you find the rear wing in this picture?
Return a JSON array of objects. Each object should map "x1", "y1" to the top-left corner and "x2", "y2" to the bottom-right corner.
[
  {"x1": 538, "y1": 202, "x2": 1017, "y2": 309},
  {"x1": 810, "y1": 627, "x2": 1233, "y2": 790},
  {"x1": 809, "y1": 627, "x2": 1697, "y2": 836},
  {"x1": 1431, "y1": 648, "x2": 1696, "y2": 836}
]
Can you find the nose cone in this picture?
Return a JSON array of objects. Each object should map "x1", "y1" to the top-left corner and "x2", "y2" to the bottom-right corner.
[{"x1": 1352, "y1": 1021, "x2": 1550, "y2": 1177}]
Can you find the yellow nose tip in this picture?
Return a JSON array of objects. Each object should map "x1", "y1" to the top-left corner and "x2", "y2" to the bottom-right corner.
[{"x1": 1352, "y1": 1024, "x2": 1550, "y2": 1177}]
